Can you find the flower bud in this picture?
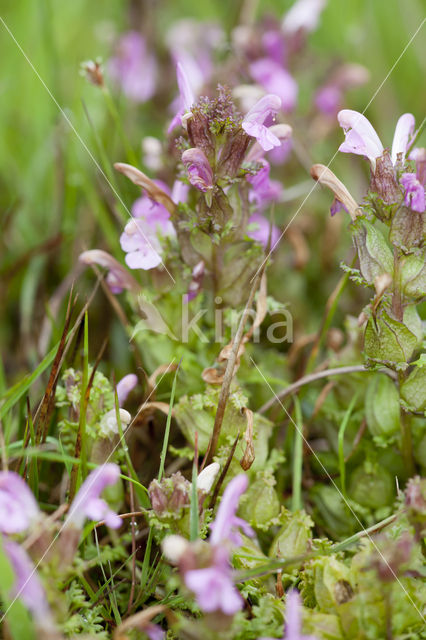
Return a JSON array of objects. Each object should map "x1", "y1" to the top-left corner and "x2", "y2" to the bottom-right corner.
[
  {"x1": 197, "y1": 463, "x2": 220, "y2": 494},
  {"x1": 310, "y1": 556, "x2": 354, "y2": 612},
  {"x1": 187, "y1": 111, "x2": 215, "y2": 158},
  {"x1": 148, "y1": 472, "x2": 190, "y2": 517},
  {"x1": 182, "y1": 148, "x2": 214, "y2": 193},
  {"x1": 269, "y1": 510, "x2": 313, "y2": 565},
  {"x1": 81, "y1": 59, "x2": 104, "y2": 87},
  {"x1": 390, "y1": 206, "x2": 424, "y2": 250},
  {"x1": 348, "y1": 462, "x2": 394, "y2": 509},
  {"x1": 365, "y1": 374, "x2": 400, "y2": 444},
  {"x1": 162, "y1": 534, "x2": 190, "y2": 564},
  {"x1": 99, "y1": 408, "x2": 131, "y2": 439}
]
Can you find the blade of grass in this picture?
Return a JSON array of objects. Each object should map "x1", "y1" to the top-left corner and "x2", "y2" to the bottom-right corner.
[
  {"x1": 291, "y1": 396, "x2": 304, "y2": 512},
  {"x1": 338, "y1": 392, "x2": 359, "y2": 498},
  {"x1": 190, "y1": 447, "x2": 199, "y2": 542},
  {"x1": 140, "y1": 363, "x2": 180, "y2": 592},
  {"x1": 158, "y1": 362, "x2": 180, "y2": 482}
]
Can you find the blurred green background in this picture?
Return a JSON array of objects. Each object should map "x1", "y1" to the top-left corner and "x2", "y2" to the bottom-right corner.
[{"x1": 0, "y1": 0, "x2": 425, "y2": 378}]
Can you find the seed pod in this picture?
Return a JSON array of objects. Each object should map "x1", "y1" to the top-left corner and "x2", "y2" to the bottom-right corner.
[
  {"x1": 364, "y1": 307, "x2": 420, "y2": 364},
  {"x1": 400, "y1": 253, "x2": 426, "y2": 300},
  {"x1": 238, "y1": 472, "x2": 280, "y2": 527},
  {"x1": 310, "y1": 556, "x2": 354, "y2": 612},
  {"x1": 269, "y1": 510, "x2": 313, "y2": 564}
]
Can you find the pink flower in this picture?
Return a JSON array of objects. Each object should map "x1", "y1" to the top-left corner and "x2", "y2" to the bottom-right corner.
[
  {"x1": 185, "y1": 260, "x2": 205, "y2": 302},
  {"x1": 184, "y1": 546, "x2": 243, "y2": 615},
  {"x1": 260, "y1": 590, "x2": 318, "y2": 640},
  {"x1": 400, "y1": 173, "x2": 425, "y2": 212},
  {"x1": 391, "y1": 113, "x2": 416, "y2": 165},
  {"x1": 315, "y1": 86, "x2": 341, "y2": 116},
  {"x1": 338, "y1": 109, "x2": 416, "y2": 169},
  {"x1": 181, "y1": 148, "x2": 214, "y2": 192},
  {"x1": 282, "y1": 0, "x2": 327, "y2": 34},
  {"x1": 4, "y1": 540, "x2": 55, "y2": 630},
  {"x1": 242, "y1": 95, "x2": 283, "y2": 151},
  {"x1": 116, "y1": 374, "x2": 138, "y2": 406},
  {"x1": 210, "y1": 474, "x2": 253, "y2": 546},
  {"x1": 109, "y1": 32, "x2": 157, "y2": 103},
  {"x1": 250, "y1": 59, "x2": 298, "y2": 113},
  {"x1": 337, "y1": 109, "x2": 384, "y2": 167},
  {"x1": 168, "y1": 62, "x2": 195, "y2": 132},
  {"x1": 247, "y1": 213, "x2": 281, "y2": 249},
  {"x1": 65, "y1": 464, "x2": 122, "y2": 530},
  {"x1": 0, "y1": 471, "x2": 40, "y2": 534},
  {"x1": 247, "y1": 160, "x2": 283, "y2": 209},
  {"x1": 120, "y1": 219, "x2": 164, "y2": 270},
  {"x1": 120, "y1": 181, "x2": 182, "y2": 271}
]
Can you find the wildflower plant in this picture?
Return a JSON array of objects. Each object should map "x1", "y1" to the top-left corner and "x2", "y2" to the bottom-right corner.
[{"x1": 0, "y1": 1, "x2": 425, "y2": 639}]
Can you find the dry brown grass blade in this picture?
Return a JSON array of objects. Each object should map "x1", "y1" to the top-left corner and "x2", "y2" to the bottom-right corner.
[
  {"x1": 201, "y1": 272, "x2": 267, "y2": 385},
  {"x1": 240, "y1": 407, "x2": 255, "y2": 471},
  {"x1": 34, "y1": 286, "x2": 76, "y2": 445},
  {"x1": 69, "y1": 337, "x2": 108, "y2": 501},
  {"x1": 202, "y1": 263, "x2": 267, "y2": 466},
  {"x1": 208, "y1": 432, "x2": 240, "y2": 510},
  {"x1": 113, "y1": 604, "x2": 173, "y2": 640}
]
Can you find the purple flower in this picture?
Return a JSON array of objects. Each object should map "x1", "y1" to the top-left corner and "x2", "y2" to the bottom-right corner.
[
  {"x1": 409, "y1": 147, "x2": 426, "y2": 186},
  {"x1": 260, "y1": 590, "x2": 318, "y2": 640},
  {"x1": 65, "y1": 464, "x2": 122, "y2": 530},
  {"x1": 247, "y1": 160, "x2": 283, "y2": 209},
  {"x1": 338, "y1": 109, "x2": 416, "y2": 170},
  {"x1": 168, "y1": 62, "x2": 195, "y2": 132},
  {"x1": 185, "y1": 260, "x2": 205, "y2": 302},
  {"x1": 337, "y1": 109, "x2": 384, "y2": 168},
  {"x1": 120, "y1": 179, "x2": 187, "y2": 271},
  {"x1": 391, "y1": 113, "x2": 415, "y2": 165},
  {"x1": 109, "y1": 32, "x2": 157, "y2": 103},
  {"x1": 0, "y1": 471, "x2": 40, "y2": 535},
  {"x1": 262, "y1": 29, "x2": 286, "y2": 65},
  {"x1": 247, "y1": 213, "x2": 281, "y2": 249},
  {"x1": 184, "y1": 546, "x2": 243, "y2": 615},
  {"x1": 4, "y1": 540, "x2": 54, "y2": 629},
  {"x1": 250, "y1": 59, "x2": 298, "y2": 113},
  {"x1": 246, "y1": 124, "x2": 293, "y2": 164},
  {"x1": 181, "y1": 148, "x2": 214, "y2": 192},
  {"x1": 145, "y1": 623, "x2": 166, "y2": 640},
  {"x1": 120, "y1": 219, "x2": 164, "y2": 270},
  {"x1": 116, "y1": 374, "x2": 138, "y2": 406},
  {"x1": 242, "y1": 95, "x2": 283, "y2": 151},
  {"x1": 210, "y1": 474, "x2": 253, "y2": 546},
  {"x1": 282, "y1": 0, "x2": 327, "y2": 34},
  {"x1": 315, "y1": 85, "x2": 342, "y2": 116},
  {"x1": 400, "y1": 173, "x2": 425, "y2": 212},
  {"x1": 79, "y1": 249, "x2": 138, "y2": 294}
]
